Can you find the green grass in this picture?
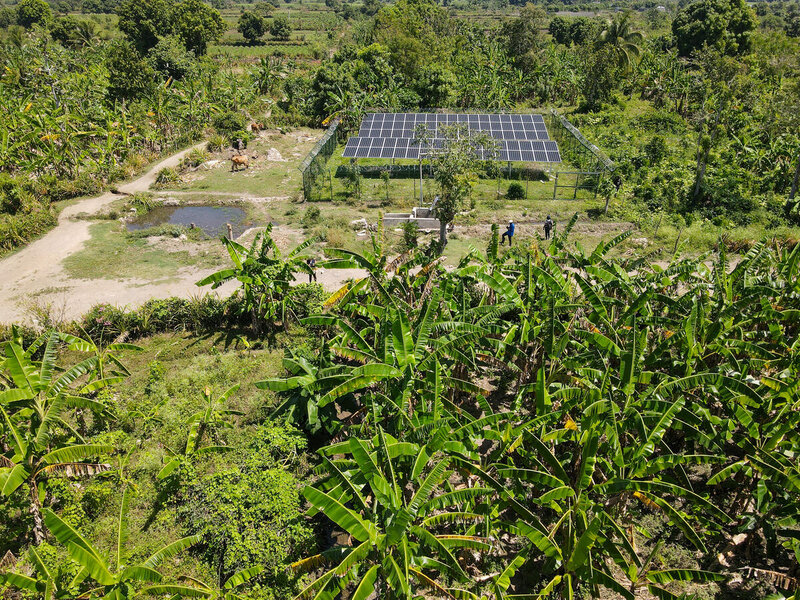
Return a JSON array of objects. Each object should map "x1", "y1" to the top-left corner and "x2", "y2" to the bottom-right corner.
[
  {"x1": 166, "y1": 130, "x2": 317, "y2": 198},
  {"x1": 63, "y1": 222, "x2": 224, "y2": 282}
]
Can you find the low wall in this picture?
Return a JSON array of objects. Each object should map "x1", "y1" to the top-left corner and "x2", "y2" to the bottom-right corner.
[{"x1": 384, "y1": 213, "x2": 441, "y2": 230}]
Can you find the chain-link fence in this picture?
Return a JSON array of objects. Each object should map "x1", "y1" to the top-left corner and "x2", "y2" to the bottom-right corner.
[
  {"x1": 546, "y1": 109, "x2": 615, "y2": 174},
  {"x1": 544, "y1": 110, "x2": 615, "y2": 200},
  {"x1": 299, "y1": 118, "x2": 340, "y2": 201}
]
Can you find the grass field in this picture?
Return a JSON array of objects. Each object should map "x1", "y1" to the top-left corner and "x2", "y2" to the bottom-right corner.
[{"x1": 63, "y1": 221, "x2": 225, "y2": 282}]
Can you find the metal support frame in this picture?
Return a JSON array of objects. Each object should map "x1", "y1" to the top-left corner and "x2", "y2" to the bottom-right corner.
[{"x1": 552, "y1": 171, "x2": 603, "y2": 201}]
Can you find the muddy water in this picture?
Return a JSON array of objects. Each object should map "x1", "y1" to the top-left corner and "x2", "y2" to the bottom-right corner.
[{"x1": 127, "y1": 205, "x2": 250, "y2": 237}]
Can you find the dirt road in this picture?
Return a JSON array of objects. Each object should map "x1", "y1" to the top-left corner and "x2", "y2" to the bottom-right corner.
[
  {"x1": 0, "y1": 143, "x2": 371, "y2": 325},
  {"x1": 0, "y1": 145, "x2": 303, "y2": 325}
]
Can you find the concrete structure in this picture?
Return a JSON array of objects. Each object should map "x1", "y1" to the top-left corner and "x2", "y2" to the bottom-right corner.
[{"x1": 383, "y1": 207, "x2": 441, "y2": 231}]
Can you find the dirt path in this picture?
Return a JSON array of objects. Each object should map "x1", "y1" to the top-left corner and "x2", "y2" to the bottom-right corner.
[
  {"x1": 0, "y1": 143, "x2": 235, "y2": 325},
  {"x1": 0, "y1": 144, "x2": 372, "y2": 326}
]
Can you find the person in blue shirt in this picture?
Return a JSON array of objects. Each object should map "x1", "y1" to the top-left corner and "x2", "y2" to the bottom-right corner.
[{"x1": 501, "y1": 220, "x2": 515, "y2": 246}]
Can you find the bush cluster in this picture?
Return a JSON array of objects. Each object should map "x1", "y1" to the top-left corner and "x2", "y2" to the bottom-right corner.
[{"x1": 81, "y1": 296, "x2": 246, "y2": 343}]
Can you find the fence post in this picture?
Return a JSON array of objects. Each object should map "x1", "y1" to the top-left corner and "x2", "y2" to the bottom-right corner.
[
  {"x1": 573, "y1": 173, "x2": 579, "y2": 200},
  {"x1": 329, "y1": 169, "x2": 333, "y2": 202},
  {"x1": 553, "y1": 172, "x2": 559, "y2": 200}
]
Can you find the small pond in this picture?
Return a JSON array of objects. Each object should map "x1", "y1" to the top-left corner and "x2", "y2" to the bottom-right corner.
[{"x1": 127, "y1": 205, "x2": 251, "y2": 238}]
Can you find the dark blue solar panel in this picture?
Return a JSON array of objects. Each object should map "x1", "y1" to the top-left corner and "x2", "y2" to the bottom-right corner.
[{"x1": 342, "y1": 114, "x2": 560, "y2": 162}]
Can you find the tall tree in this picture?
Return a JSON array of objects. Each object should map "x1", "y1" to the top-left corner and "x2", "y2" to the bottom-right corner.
[
  {"x1": 171, "y1": 0, "x2": 225, "y2": 56},
  {"x1": 16, "y1": 0, "x2": 51, "y2": 28},
  {"x1": 238, "y1": 11, "x2": 266, "y2": 45},
  {"x1": 430, "y1": 123, "x2": 497, "y2": 247},
  {"x1": 672, "y1": 0, "x2": 757, "y2": 56},
  {"x1": 269, "y1": 16, "x2": 292, "y2": 42},
  {"x1": 116, "y1": 0, "x2": 173, "y2": 54},
  {"x1": 502, "y1": 3, "x2": 547, "y2": 63},
  {"x1": 596, "y1": 12, "x2": 644, "y2": 71}
]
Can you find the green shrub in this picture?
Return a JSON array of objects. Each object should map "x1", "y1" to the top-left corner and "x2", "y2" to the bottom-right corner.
[
  {"x1": 81, "y1": 303, "x2": 129, "y2": 343},
  {"x1": 207, "y1": 134, "x2": 228, "y2": 153},
  {"x1": 181, "y1": 423, "x2": 314, "y2": 586},
  {"x1": 213, "y1": 110, "x2": 248, "y2": 134},
  {"x1": 126, "y1": 224, "x2": 195, "y2": 239},
  {"x1": 643, "y1": 135, "x2": 669, "y2": 165},
  {"x1": 0, "y1": 206, "x2": 58, "y2": 254},
  {"x1": 129, "y1": 192, "x2": 159, "y2": 214},
  {"x1": 39, "y1": 172, "x2": 102, "y2": 202},
  {"x1": 402, "y1": 221, "x2": 419, "y2": 250},
  {"x1": 302, "y1": 205, "x2": 321, "y2": 226},
  {"x1": 288, "y1": 283, "x2": 326, "y2": 319},
  {"x1": 154, "y1": 167, "x2": 181, "y2": 188},
  {"x1": 179, "y1": 148, "x2": 210, "y2": 170},
  {"x1": 0, "y1": 174, "x2": 36, "y2": 214},
  {"x1": 507, "y1": 182, "x2": 525, "y2": 200}
]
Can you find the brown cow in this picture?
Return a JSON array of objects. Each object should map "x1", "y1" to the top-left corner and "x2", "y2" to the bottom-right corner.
[
  {"x1": 251, "y1": 122, "x2": 264, "y2": 134},
  {"x1": 231, "y1": 155, "x2": 249, "y2": 172}
]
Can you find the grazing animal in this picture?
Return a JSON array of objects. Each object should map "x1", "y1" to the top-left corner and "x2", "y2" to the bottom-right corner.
[
  {"x1": 231, "y1": 155, "x2": 249, "y2": 172},
  {"x1": 251, "y1": 122, "x2": 264, "y2": 134}
]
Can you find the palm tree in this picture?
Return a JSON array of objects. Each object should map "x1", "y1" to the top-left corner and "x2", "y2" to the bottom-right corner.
[{"x1": 596, "y1": 13, "x2": 644, "y2": 72}]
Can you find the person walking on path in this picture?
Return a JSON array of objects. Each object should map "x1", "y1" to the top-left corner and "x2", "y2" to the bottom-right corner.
[
  {"x1": 501, "y1": 220, "x2": 515, "y2": 246},
  {"x1": 544, "y1": 215, "x2": 553, "y2": 240},
  {"x1": 306, "y1": 257, "x2": 317, "y2": 282}
]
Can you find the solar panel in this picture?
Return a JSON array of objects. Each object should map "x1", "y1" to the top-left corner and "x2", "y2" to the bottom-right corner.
[{"x1": 342, "y1": 114, "x2": 560, "y2": 163}]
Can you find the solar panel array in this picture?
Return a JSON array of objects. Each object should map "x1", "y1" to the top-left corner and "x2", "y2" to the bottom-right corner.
[{"x1": 342, "y1": 113, "x2": 561, "y2": 163}]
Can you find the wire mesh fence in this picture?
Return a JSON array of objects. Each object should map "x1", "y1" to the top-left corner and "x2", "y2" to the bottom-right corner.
[
  {"x1": 551, "y1": 171, "x2": 603, "y2": 200},
  {"x1": 546, "y1": 109, "x2": 615, "y2": 174},
  {"x1": 300, "y1": 118, "x2": 340, "y2": 201},
  {"x1": 544, "y1": 110, "x2": 615, "y2": 200}
]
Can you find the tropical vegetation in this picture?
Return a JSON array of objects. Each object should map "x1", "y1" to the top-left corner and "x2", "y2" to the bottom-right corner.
[
  {"x1": 3, "y1": 222, "x2": 800, "y2": 597},
  {"x1": 2, "y1": 0, "x2": 800, "y2": 597}
]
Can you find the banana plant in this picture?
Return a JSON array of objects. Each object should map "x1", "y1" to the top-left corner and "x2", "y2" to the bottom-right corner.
[
  {"x1": 196, "y1": 226, "x2": 317, "y2": 335},
  {"x1": 475, "y1": 400, "x2": 730, "y2": 599},
  {"x1": 290, "y1": 289, "x2": 495, "y2": 431},
  {"x1": 292, "y1": 428, "x2": 493, "y2": 599},
  {"x1": 157, "y1": 385, "x2": 240, "y2": 480},
  {"x1": 1, "y1": 330, "x2": 120, "y2": 544},
  {"x1": 59, "y1": 331, "x2": 143, "y2": 388},
  {"x1": 0, "y1": 546, "x2": 83, "y2": 599},
  {"x1": 43, "y1": 487, "x2": 200, "y2": 599},
  {"x1": 146, "y1": 566, "x2": 264, "y2": 599},
  {"x1": 257, "y1": 346, "x2": 351, "y2": 436}
]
